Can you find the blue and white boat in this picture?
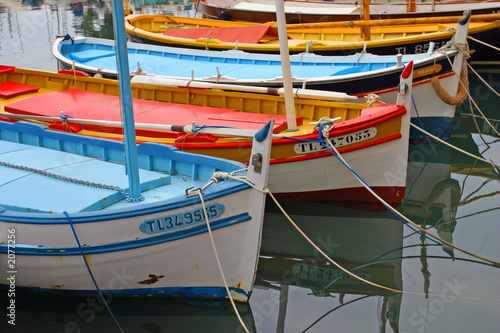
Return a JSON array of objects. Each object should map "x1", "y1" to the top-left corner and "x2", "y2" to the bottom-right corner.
[
  {"x1": 0, "y1": 0, "x2": 273, "y2": 302},
  {"x1": 52, "y1": 12, "x2": 471, "y2": 139}
]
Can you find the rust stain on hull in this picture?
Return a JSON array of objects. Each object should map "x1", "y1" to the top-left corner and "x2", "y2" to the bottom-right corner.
[{"x1": 138, "y1": 273, "x2": 165, "y2": 285}]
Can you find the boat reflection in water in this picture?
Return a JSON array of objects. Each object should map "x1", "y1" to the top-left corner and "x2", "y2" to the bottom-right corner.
[
  {"x1": 254, "y1": 140, "x2": 473, "y2": 332},
  {"x1": 258, "y1": 201, "x2": 405, "y2": 332},
  {"x1": 2, "y1": 293, "x2": 255, "y2": 332}
]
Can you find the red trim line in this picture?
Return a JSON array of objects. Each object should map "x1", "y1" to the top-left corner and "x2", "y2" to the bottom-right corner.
[
  {"x1": 270, "y1": 133, "x2": 402, "y2": 164},
  {"x1": 355, "y1": 72, "x2": 455, "y2": 97},
  {"x1": 174, "y1": 108, "x2": 405, "y2": 150},
  {"x1": 272, "y1": 185, "x2": 406, "y2": 203}
]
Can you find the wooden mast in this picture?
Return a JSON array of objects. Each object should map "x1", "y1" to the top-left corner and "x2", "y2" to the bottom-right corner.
[{"x1": 361, "y1": 0, "x2": 371, "y2": 41}]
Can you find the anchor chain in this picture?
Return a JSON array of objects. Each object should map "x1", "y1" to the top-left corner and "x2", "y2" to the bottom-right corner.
[{"x1": 0, "y1": 160, "x2": 127, "y2": 196}]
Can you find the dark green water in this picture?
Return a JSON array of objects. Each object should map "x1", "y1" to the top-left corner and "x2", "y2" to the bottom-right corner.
[{"x1": 1, "y1": 2, "x2": 499, "y2": 332}]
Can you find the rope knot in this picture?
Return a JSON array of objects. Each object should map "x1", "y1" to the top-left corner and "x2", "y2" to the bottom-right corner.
[
  {"x1": 212, "y1": 171, "x2": 230, "y2": 180},
  {"x1": 364, "y1": 93, "x2": 381, "y2": 107},
  {"x1": 311, "y1": 117, "x2": 341, "y2": 139}
]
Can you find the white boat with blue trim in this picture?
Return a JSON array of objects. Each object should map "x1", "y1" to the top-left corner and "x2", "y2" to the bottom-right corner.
[
  {"x1": 0, "y1": 119, "x2": 272, "y2": 301},
  {"x1": 52, "y1": 12, "x2": 472, "y2": 139},
  {"x1": 0, "y1": 0, "x2": 273, "y2": 303}
]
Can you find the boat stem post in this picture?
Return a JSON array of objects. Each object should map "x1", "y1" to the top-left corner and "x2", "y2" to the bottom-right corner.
[
  {"x1": 274, "y1": 0, "x2": 298, "y2": 131},
  {"x1": 111, "y1": 0, "x2": 143, "y2": 201}
]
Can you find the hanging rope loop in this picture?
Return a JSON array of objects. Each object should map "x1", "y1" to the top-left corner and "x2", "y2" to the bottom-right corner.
[
  {"x1": 431, "y1": 61, "x2": 469, "y2": 105},
  {"x1": 432, "y1": 38, "x2": 470, "y2": 106}
]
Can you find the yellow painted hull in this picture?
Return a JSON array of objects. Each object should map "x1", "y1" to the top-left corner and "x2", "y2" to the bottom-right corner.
[
  {"x1": 0, "y1": 66, "x2": 410, "y2": 202},
  {"x1": 124, "y1": 14, "x2": 500, "y2": 55}
]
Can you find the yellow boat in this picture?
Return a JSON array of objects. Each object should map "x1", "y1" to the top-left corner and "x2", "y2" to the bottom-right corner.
[
  {"x1": 1, "y1": 65, "x2": 413, "y2": 203},
  {"x1": 124, "y1": 13, "x2": 500, "y2": 62}
]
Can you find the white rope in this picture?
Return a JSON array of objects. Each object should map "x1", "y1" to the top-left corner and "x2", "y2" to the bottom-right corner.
[
  {"x1": 209, "y1": 163, "x2": 500, "y2": 299},
  {"x1": 467, "y1": 35, "x2": 500, "y2": 53},
  {"x1": 320, "y1": 134, "x2": 500, "y2": 266},
  {"x1": 443, "y1": 53, "x2": 500, "y2": 138},
  {"x1": 195, "y1": 189, "x2": 250, "y2": 333},
  {"x1": 410, "y1": 123, "x2": 500, "y2": 168},
  {"x1": 267, "y1": 190, "x2": 500, "y2": 301},
  {"x1": 464, "y1": 61, "x2": 500, "y2": 138},
  {"x1": 364, "y1": 93, "x2": 382, "y2": 107},
  {"x1": 466, "y1": 62, "x2": 500, "y2": 99}
]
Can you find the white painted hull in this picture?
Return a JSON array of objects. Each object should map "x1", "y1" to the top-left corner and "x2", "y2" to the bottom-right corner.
[
  {"x1": 0, "y1": 118, "x2": 274, "y2": 302},
  {"x1": 378, "y1": 74, "x2": 460, "y2": 138},
  {"x1": 1, "y1": 185, "x2": 264, "y2": 301},
  {"x1": 268, "y1": 115, "x2": 410, "y2": 202}
]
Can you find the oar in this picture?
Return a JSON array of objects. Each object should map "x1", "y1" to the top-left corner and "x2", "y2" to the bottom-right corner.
[
  {"x1": 130, "y1": 76, "x2": 358, "y2": 102},
  {"x1": 0, "y1": 113, "x2": 285, "y2": 139}
]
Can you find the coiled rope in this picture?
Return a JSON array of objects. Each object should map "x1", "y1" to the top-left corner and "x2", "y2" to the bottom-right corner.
[
  {"x1": 431, "y1": 61, "x2": 469, "y2": 105},
  {"x1": 431, "y1": 36, "x2": 470, "y2": 106}
]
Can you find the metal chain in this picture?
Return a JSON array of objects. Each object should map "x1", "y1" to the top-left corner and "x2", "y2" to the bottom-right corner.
[{"x1": 0, "y1": 160, "x2": 127, "y2": 196}]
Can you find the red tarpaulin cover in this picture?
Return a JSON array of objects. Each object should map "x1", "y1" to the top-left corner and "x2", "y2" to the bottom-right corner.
[
  {"x1": 5, "y1": 89, "x2": 301, "y2": 136},
  {"x1": 163, "y1": 25, "x2": 278, "y2": 44}
]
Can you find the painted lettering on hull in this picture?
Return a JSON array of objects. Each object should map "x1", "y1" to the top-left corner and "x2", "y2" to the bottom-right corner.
[
  {"x1": 139, "y1": 203, "x2": 225, "y2": 234},
  {"x1": 294, "y1": 127, "x2": 377, "y2": 154}
]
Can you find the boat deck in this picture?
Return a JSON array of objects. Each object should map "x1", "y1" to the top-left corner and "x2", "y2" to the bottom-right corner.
[
  {"x1": 62, "y1": 44, "x2": 369, "y2": 79},
  {"x1": 0, "y1": 139, "x2": 208, "y2": 213}
]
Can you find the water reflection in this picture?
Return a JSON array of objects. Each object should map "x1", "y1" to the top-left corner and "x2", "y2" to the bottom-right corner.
[
  {"x1": 253, "y1": 136, "x2": 498, "y2": 333},
  {"x1": 259, "y1": 202, "x2": 404, "y2": 332},
  {"x1": 2, "y1": 293, "x2": 254, "y2": 332},
  {"x1": 457, "y1": 71, "x2": 500, "y2": 138}
]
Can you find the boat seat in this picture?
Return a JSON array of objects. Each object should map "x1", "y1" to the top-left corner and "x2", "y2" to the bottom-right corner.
[
  {"x1": 69, "y1": 49, "x2": 116, "y2": 62},
  {"x1": 0, "y1": 81, "x2": 39, "y2": 99},
  {"x1": 0, "y1": 65, "x2": 16, "y2": 74}
]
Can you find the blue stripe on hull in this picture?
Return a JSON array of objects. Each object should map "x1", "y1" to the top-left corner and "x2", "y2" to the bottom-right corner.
[
  {"x1": 0, "y1": 213, "x2": 251, "y2": 255},
  {"x1": 410, "y1": 116, "x2": 453, "y2": 139},
  {"x1": 0, "y1": 284, "x2": 251, "y2": 300}
]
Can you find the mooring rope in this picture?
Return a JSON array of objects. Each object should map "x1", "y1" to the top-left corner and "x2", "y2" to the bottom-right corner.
[
  {"x1": 464, "y1": 61, "x2": 500, "y2": 138},
  {"x1": 442, "y1": 53, "x2": 500, "y2": 138},
  {"x1": 267, "y1": 191, "x2": 500, "y2": 301},
  {"x1": 318, "y1": 127, "x2": 500, "y2": 266},
  {"x1": 410, "y1": 123, "x2": 500, "y2": 168},
  {"x1": 467, "y1": 35, "x2": 500, "y2": 53},
  {"x1": 63, "y1": 212, "x2": 124, "y2": 333},
  {"x1": 206, "y1": 164, "x2": 500, "y2": 302},
  {"x1": 189, "y1": 170, "x2": 261, "y2": 333}
]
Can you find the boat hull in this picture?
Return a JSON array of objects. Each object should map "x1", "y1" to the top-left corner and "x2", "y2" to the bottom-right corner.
[
  {"x1": 200, "y1": 0, "x2": 500, "y2": 25},
  {"x1": 54, "y1": 36, "x2": 460, "y2": 139},
  {"x1": 1, "y1": 192, "x2": 260, "y2": 301},
  {"x1": 124, "y1": 14, "x2": 500, "y2": 63},
  {"x1": 0, "y1": 66, "x2": 410, "y2": 204},
  {"x1": 0, "y1": 119, "x2": 271, "y2": 301}
]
